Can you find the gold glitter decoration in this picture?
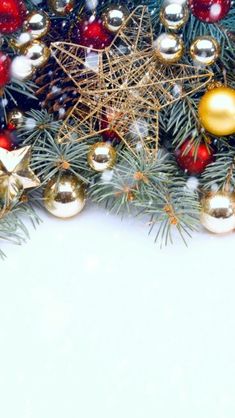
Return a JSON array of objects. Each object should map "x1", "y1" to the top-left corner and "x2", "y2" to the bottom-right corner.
[{"x1": 50, "y1": 6, "x2": 213, "y2": 157}]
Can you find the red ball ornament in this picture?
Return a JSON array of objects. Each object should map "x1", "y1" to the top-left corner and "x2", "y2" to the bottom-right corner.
[
  {"x1": 0, "y1": 0, "x2": 27, "y2": 34},
  {"x1": 0, "y1": 131, "x2": 13, "y2": 150},
  {"x1": 0, "y1": 52, "x2": 11, "y2": 88},
  {"x1": 74, "y1": 19, "x2": 113, "y2": 49},
  {"x1": 175, "y1": 139, "x2": 214, "y2": 175},
  {"x1": 189, "y1": 0, "x2": 231, "y2": 23}
]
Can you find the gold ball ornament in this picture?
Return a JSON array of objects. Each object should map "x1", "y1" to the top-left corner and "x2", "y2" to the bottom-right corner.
[
  {"x1": 198, "y1": 86, "x2": 235, "y2": 136},
  {"x1": 160, "y1": 1, "x2": 189, "y2": 30},
  {"x1": 190, "y1": 36, "x2": 220, "y2": 66},
  {"x1": 102, "y1": 4, "x2": 129, "y2": 33},
  {"x1": 88, "y1": 142, "x2": 117, "y2": 172},
  {"x1": 154, "y1": 33, "x2": 184, "y2": 63},
  {"x1": 23, "y1": 11, "x2": 50, "y2": 40},
  {"x1": 48, "y1": 0, "x2": 74, "y2": 16},
  {"x1": 43, "y1": 173, "x2": 86, "y2": 219},
  {"x1": 7, "y1": 108, "x2": 24, "y2": 129},
  {"x1": 200, "y1": 191, "x2": 235, "y2": 234},
  {"x1": 22, "y1": 40, "x2": 50, "y2": 68}
]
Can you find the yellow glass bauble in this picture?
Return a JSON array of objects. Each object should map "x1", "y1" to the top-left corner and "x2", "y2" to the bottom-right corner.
[
  {"x1": 153, "y1": 33, "x2": 184, "y2": 64},
  {"x1": 198, "y1": 86, "x2": 235, "y2": 136},
  {"x1": 160, "y1": 1, "x2": 189, "y2": 30},
  {"x1": 43, "y1": 173, "x2": 86, "y2": 218},
  {"x1": 190, "y1": 36, "x2": 220, "y2": 66},
  {"x1": 22, "y1": 40, "x2": 50, "y2": 68},
  {"x1": 201, "y1": 191, "x2": 235, "y2": 234},
  {"x1": 48, "y1": 0, "x2": 74, "y2": 16},
  {"x1": 23, "y1": 11, "x2": 50, "y2": 40},
  {"x1": 7, "y1": 108, "x2": 24, "y2": 129},
  {"x1": 88, "y1": 142, "x2": 117, "y2": 172},
  {"x1": 102, "y1": 4, "x2": 128, "y2": 33}
]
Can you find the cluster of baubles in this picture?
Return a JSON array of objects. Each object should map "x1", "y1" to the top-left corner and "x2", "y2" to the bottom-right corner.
[
  {"x1": 157, "y1": 1, "x2": 221, "y2": 65},
  {"x1": 11, "y1": 10, "x2": 51, "y2": 80},
  {"x1": 43, "y1": 142, "x2": 117, "y2": 219}
]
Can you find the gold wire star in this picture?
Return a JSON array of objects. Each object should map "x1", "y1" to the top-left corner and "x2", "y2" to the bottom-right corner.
[
  {"x1": 50, "y1": 6, "x2": 213, "y2": 156},
  {"x1": 0, "y1": 145, "x2": 40, "y2": 215}
]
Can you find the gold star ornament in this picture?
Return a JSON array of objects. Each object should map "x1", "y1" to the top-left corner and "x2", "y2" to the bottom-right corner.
[
  {"x1": 0, "y1": 145, "x2": 40, "y2": 215},
  {"x1": 50, "y1": 6, "x2": 213, "y2": 156}
]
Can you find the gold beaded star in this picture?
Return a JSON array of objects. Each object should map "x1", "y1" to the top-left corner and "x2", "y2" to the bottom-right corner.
[
  {"x1": 0, "y1": 145, "x2": 40, "y2": 215},
  {"x1": 50, "y1": 6, "x2": 213, "y2": 156}
]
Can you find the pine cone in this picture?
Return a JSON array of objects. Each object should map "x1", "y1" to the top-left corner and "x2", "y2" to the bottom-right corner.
[{"x1": 34, "y1": 58, "x2": 79, "y2": 120}]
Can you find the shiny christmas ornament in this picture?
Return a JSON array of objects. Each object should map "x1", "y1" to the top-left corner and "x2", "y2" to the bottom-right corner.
[
  {"x1": 154, "y1": 33, "x2": 184, "y2": 63},
  {"x1": 23, "y1": 11, "x2": 50, "y2": 40},
  {"x1": 188, "y1": 0, "x2": 231, "y2": 23},
  {"x1": 88, "y1": 142, "x2": 117, "y2": 172},
  {"x1": 74, "y1": 19, "x2": 113, "y2": 49},
  {"x1": 22, "y1": 40, "x2": 50, "y2": 68},
  {"x1": 160, "y1": 1, "x2": 189, "y2": 30},
  {"x1": 175, "y1": 139, "x2": 214, "y2": 175},
  {"x1": 200, "y1": 191, "x2": 235, "y2": 234},
  {"x1": 7, "y1": 109, "x2": 24, "y2": 130},
  {"x1": 10, "y1": 55, "x2": 35, "y2": 80},
  {"x1": 190, "y1": 36, "x2": 220, "y2": 66},
  {"x1": 0, "y1": 0, "x2": 26, "y2": 34},
  {"x1": 0, "y1": 145, "x2": 40, "y2": 210},
  {"x1": 0, "y1": 131, "x2": 13, "y2": 150},
  {"x1": 10, "y1": 32, "x2": 32, "y2": 49},
  {"x1": 48, "y1": 0, "x2": 74, "y2": 16},
  {"x1": 43, "y1": 173, "x2": 86, "y2": 218},
  {"x1": 0, "y1": 52, "x2": 11, "y2": 88},
  {"x1": 198, "y1": 86, "x2": 235, "y2": 136},
  {"x1": 102, "y1": 4, "x2": 128, "y2": 33}
]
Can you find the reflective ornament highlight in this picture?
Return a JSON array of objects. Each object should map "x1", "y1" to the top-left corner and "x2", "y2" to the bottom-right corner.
[
  {"x1": 102, "y1": 4, "x2": 128, "y2": 33},
  {"x1": 88, "y1": 142, "x2": 117, "y2": 172},
  {"x1": 198, "y1": 86, "x2": 235, "y2": 136},
  {"x1": 22, "y1": 40, "x2": 50, "y2": 68},
  {"x1": 160, "y1": 1, "x2": 189, "y2": 30},
  {"x1": 23, "y1": 11, "x2": 50, "y2": 40},
  {"x1": 189, "y1": 0, "x2": 231, "y2": 23},
  {"x1": 154, "y1": 33, "x2": 184, "y2": 63},
  {"x1": 43, "y1": 173, "x2": 86, "y2": 218},
  {"x1": 201, "y1": 191, "x2": 235, "y2": 234},
  {"x1": 48, "y1": 0, "x2": 74, "y2": 16},
  {"x1": 7, "y1": 109, "x2": 24, "y2": 130},
  {"x1": 190, "y1": 36, "x2": 220, "y2": 66},
  {"x1": 10, "y1": 55, "x2": 35, "y2": 80}
]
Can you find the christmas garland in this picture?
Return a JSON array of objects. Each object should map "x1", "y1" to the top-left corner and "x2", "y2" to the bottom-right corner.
[{"x1": 0, "y1": 0, "x2": 234, "y2": 256}]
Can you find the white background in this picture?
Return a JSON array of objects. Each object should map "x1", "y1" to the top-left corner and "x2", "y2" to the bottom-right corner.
[{"x1": 0, "y1": 204, "x2": 235, "y2": 418}]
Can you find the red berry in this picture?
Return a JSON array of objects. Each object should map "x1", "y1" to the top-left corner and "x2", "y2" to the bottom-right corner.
[
  {"x1": 0, "y1": 131, "x2": 13, "y2": 150},
  {"x1": 0, "y1": 52, "x2": 11, "y2": 88},
  {"x1": 189, "y1": 0, "x2": 231, "y2": 23},
  {"x1": 175, "y1": 139, "x2": 214, "y2": 175}
]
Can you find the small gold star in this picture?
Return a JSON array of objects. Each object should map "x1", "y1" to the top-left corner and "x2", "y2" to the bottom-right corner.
[{"x1": 0, "y1": 145, "x2": 40, "y2": 214}]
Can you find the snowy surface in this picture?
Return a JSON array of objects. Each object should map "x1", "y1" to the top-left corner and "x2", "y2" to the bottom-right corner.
[{"x1": 0, "y1": 204, "x2": 235, "y2": 418}]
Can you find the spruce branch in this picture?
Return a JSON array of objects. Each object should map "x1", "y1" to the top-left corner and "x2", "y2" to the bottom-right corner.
[
  {"x1": 201, "y1": 151, "x2": 235, "y2": 191},
  {"x1": 0, "y1": 202, "x2": 41, "y2": 259},
  {"x1": 90, "y1": 149, "x2": 200, "y2": 245}
]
